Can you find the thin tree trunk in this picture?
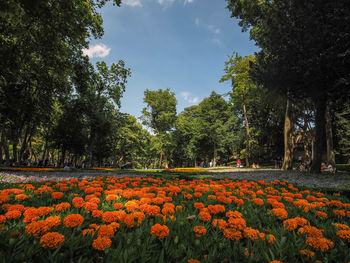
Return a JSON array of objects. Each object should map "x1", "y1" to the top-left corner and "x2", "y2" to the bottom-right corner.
[
  {"x1": 163, "y1": 153, "x2": 168, "y2": 169},
  {"x1": 311, "y1": 95, "x2": 327, "y2": 173},
  {"x1": 242, "y1": 102, "x2": 250, "y2": 167},
  {"x1": 19, "y1": 125, "x2": 30, "y2": 163},
  {"x1": 12, "y1": 142, "x2": 18, "y2": 165},
  {"x1": 213, "y1": 142, "x2": 217, "y2": 167},
  {"x1": 159, "y1": 152, "x2": 163, "y2": 169},
  {"x1": 325, "y1": 105, "x2": 335, "y2": 167},
  {"x1": 282, "y1": 98, "x2": 294, "y2": 170}
]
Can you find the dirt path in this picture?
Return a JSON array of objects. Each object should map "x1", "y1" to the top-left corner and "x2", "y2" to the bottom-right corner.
[{"x1": 1, "y1": 169, "x2": 350, "y2": 189}]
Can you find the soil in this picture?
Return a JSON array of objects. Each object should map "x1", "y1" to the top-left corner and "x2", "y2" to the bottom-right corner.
[{"x1": 1, "y1": 168, "x2": 350, "y2": 190}]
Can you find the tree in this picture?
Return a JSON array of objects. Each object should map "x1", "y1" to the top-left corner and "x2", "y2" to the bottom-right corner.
[
  {"x1": 220, "y1": 53, "x2": 257, "y2": 167},
  {"x1": 198, "y1": 92, "x2": 229, "y2": 166},
  {"x1": 141, "y1": 89, "x2": 177, "y2": 168},
  {"x1": 226, "y1": 0, "x2": 350, "y2": 172}
]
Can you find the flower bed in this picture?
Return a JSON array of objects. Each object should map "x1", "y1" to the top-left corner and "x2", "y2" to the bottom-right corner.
[{"x1": 0, "y1": 176, "x2": 349, "y2": 262}]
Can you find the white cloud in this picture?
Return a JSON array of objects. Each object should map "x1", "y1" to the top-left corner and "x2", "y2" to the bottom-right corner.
[
  {"x1": 184, "y1": 0, "x2": 194, "y2": 4},
  {"x1": 82, "y1": 44, "x2": 111, "y2": 58},
  {"x1": 158, "y1": 0, "x2": 175, "y2": 6},
  {"x1": 181, "y1": 92, "x2": 199, "y2": 104},
  {"x1": 208, "y1": 24, "x2": 220, "y2": 34},
  {"x1": 195, "y1": 17, "x2": 200, "y2": 26},
  {"x1": 123, "y1": 0, "x2": 142, "y2": 7}
]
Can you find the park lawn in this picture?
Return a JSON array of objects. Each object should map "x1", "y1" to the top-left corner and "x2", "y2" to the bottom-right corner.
[{"x1": 0, "y1": 176, "x2": 349, "y2": 263}]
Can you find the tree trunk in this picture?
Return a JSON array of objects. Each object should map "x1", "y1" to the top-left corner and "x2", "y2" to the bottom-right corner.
[
  {"x1": 19, "y1": 125, "x2": 30, "y2": 163},
  {"x1": 213, "y1": 142, "x2": 217, "y2": 167},
  {"x1": 282, "y1": 98, "x2": 295, "y2": 170},
  {"x1": 163, "y1": 153, "x2": 168, "y2": 169},
  {"x1": 12, "y1": 142, "x2": 18, "y2": 165},
  {"x1": 311, "y1": 96, "x2": 327, "y2": 173},
  {"x1": 159, "y1": 152, "x2": 163, "y2": 168},
  {"x1": 242, "y1": 102, "x2": 250, "y2": 167},
  {"x1": 325, "y1": 105, "x2": 336, "y2": 167}
]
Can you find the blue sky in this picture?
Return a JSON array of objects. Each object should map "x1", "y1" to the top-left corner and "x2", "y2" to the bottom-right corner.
[{"x1": 83, "y1": 0, "x2": 258, "y2": 118}]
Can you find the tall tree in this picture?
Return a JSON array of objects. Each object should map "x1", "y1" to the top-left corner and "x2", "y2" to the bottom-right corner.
[
  {"x1": 220, "y1": 53, "x2": 257, "y2": 167},
  {"x1": 226, "y1": 0, "x2": 350, "y2": 172},
  {"x1": 141, "y1": 89, "x2": 177, "y2": 168}
]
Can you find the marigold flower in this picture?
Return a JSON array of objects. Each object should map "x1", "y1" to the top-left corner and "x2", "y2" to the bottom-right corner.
[
  {"x1": 45, "y1": 216, "x2": 61, "y2": 228},
  {"x1": 300, "y1": 249, "x2": 315, "y2": 258},
  {"x1": 305, "y1": 237, "x2": 334, "y2": 252},
  {"x1": 109, "y1": 222, "x2": 120, "y2": 231},
  {"x1": 63, "y1": 214, "x2": 84, "y2": 228},
  {"x1": 223, "y1": 228, "x2": 242, "y2": 241},
  {"x1": 15, "y1": 194, "x2": 29, "y2": 200},
  {"x1": 334, "y1": 223, "x2": 350, "y2": 230},
  {"x1": 102, "y1": 211, "x2": 118, "y2": 223},
  {"x1": 82, "y1": 228, "x2": 95, "y2": 237},
  {"x1": 97, "y1": 225, "x2": 115, "y2": 238},
  {"x1": 252, "y1": 198, "x2": 264, "y2": 206},
  {"x1": 37, "y1": 207, "x2": 53, "y2": 216},
  {"x1": 150, "y1": 224, "x2": 169, "y2": 239},
  {"x1": 212, "y1": 219, "x2": 227, "y2": 230},
  {"x1": 72, "y1": 197, "x2": 85, "y2": 208},
  {"x1": 51, "y1": 192, "x2": 64, "y2": 199},
  {"x1": 315, "y1": 211, "x2": 327, "y2": 219},
  {"x1": 298, "y1": 225, "x2": 323, "y2": 238},
  {"x1": 243, "y1": 227, "x2": 260, "y2": 240},
  {"x1": 40, "y1": 232, "x2": 64, "y2": 249},
  {"x1": 207, "y1": 205, "x2": 225, "y2": 214},
  {"x1": 194, "y1": 202, "x2": 205, "y2": 210},
  {"x1": 193, "y1": 226, "x2": 207, "y2": 237},
  {"x1": 92, "y1": 210, "x2": 103, "y2": 218},
  {"x1": 228, "y1": 217, "x2": 246, "y2": 231},
  {"x1": 5, "y1": 210, "x2": 22, "y2": 219},
  {"x1": 270, "y1": 208, "x2": 288, "y2": 220},
  {"x1": 26, "y1": 220, "x2": 50, "y2": 238},
  {"x1": 84, "y1": 202, "x2": 98, "y2": 212},
  {"x1": 188, "y1": 259, "x2": 200, "y2": 263},
  {"x1": 336, "y1": 230, "x2": 350, "y2": 242},
  {"x1": 333, "y1": 209, "x2": 346, "y2": 217},
  {"x1": 198, "y1": 211, "x2": 211, "y2": 222},
  {"x1": 55, "y1": 202, "x2": 71, "y2": 212},
  {"x1": 0, "y1": 215, "x2": 6, "y2": 224},
  {"x1": 92, "y1": 237, "x2": 112, "y2": 251},
  {"x1": 113, "y1": 203, "x2": 124, "y2": 209},
  {"x1": 123, "y1": 214, "x2": 136, "y2": 228},
  {"x1": 226, "y1": 211, "x2": 242, "y2": 218}
]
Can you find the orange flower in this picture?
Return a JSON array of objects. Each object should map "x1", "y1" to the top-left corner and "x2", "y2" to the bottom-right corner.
[
  {"x1": 113, "y1": 203, "x2": 124, "y2": 209},
  {"x1": 72, "y1": 197, "x2": 85, "y2": 208},
  {"x1": 305, "y1": 237, "x2": 334, "y2": 252},
  {"x1": 92, "y1": 210, "x2": 103, "y2": 218},
  {"x1": 269, "y1": 208, "x2": 288, "y2": 220},
  {"x1": 188, "y1": 260, "x2": 201, "y2": 263},
  {"x1": 315, "y1": 211, "x2": 327, "y2": 219},
  {"x1": 300, "y1": 249, "x2": 315, "y2": 258},
  {"x1": 45, "y1": 216, "x2": 61, "y2": 228},
  {"x1": 193, "y1": 226, "x2": 207, "y2": 237},
  {"x1": 92, "y1": 237, "x2": 112, "y2": 251},
  {"x1": 336, "y1": 230, "x2": 350, "y2": 242},
  {"x1": 26, "y1": 220, "x2": 50, "y2": 238},
  {"x1": 55, "y1": 202, "x2": 71, "y2": 212},
  {"x1": 243, "y1": 227, "x2": 260, "y2": 240},
  {"x1": 198, "y1": 211, "x2": 211, "y2": 222},
  {"x1": 84, "y1": 202, "x2": 98, "y2": 212},
  {"x1": 228, "y1": 218, "x2": 246, "y2": 231},
  {"x1": 37, "y1": 207, "x2": 53, "y2": 216},
  {"x1": 267, "y1": 234, "x2": 276, "y2": 244},
  {"x1": 194, "y1": 202, "x2": 205, "y2": 210},
  {"x1": 334, "y1": 223, "x2": 350, "y2": 230},
  {"x1": 212, "y1": 219, "x2": 228, "y2": 230},
  {"x1": 269, "y1": 261, "x2": 282, "y2": 263},
  {"x1": 223, "y1": 228, "x2": 242, "y2": 241},
  {"x1": 226, "y1": 211, "x2": 242, "y2": 218},
  {"x1": 63, "y1": 214, "x2": 84, "y2": 228},
  {"x1": 0, "y1": 215, "x2": 6, "y2": 224},
  {"x1": 298, "y1": 225, "x2": 323, "y2": 238},
  {"x1": 40, "y1": 232, "x2": 64, "y2": 249},
  {"x1": 150, "y1": 224, "x2": 169, "y2": 239},
  {"x1": 82, "y1": 228, "x2": 95, "y2": 237},
  {"x1": 51, "y1": 192, "x2": 64, "y2": 199},
  {"x1": 15, "y1": 194, "x2": 29, "y2": 200},
  {"x1": 207, "y1": 205, "x2": 225, "y2": 214},
  {"x1": 97, "y1": 225, "x2": 115, "y2": 238},
  {"x1": 252, "y1": 198, "x2": 264, "y2": 206},
  {"x1": 5, "y1": 210, "x2": 22, "y2": 219},
  {"x1": 123, "y1": 214, "x2": 136, "y2": 228}
]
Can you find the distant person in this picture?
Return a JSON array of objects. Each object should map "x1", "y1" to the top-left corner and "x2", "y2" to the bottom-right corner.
[
  {"x1": 64, "y1": 165, "x2": 71, "y2": 171},
  {"x1": 209, "y1": 161, "x2": 213, "y2": 167},
  {"x1": 200, "y1": 161, "x2": 204, "y2": 168},
  {"x1": 237, "y1": 159, "x2": 242, "y2": 168}
]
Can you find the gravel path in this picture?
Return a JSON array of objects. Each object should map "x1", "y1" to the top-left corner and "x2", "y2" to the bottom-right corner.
[{"x1": 1, "y1": 169, "x2": 350, "y2": 189}]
